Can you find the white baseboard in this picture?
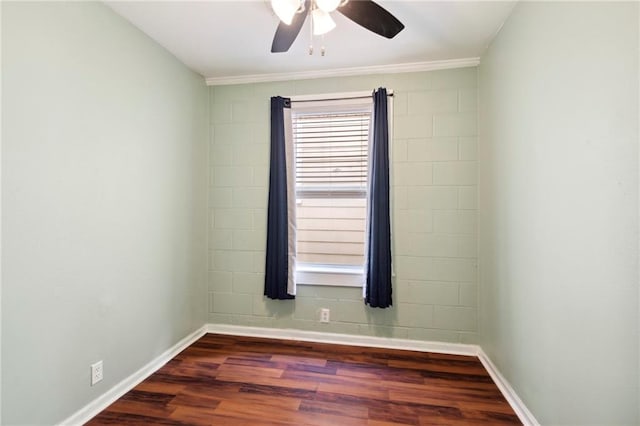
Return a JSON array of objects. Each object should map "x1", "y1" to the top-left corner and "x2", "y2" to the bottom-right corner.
[
  {"x1": 58, "y1": 325, "x2": 207, "y2": 426},
  {"x1": 477, "y1": 348, "x2": 540, "y2": 426},
  {"x1": 206, "y1": 323, "x2": 478, "y2": 356}
]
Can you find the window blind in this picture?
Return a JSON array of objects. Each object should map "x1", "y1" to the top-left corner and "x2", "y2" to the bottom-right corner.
[{"x1": 293, "y1": 111, "x2": 370, "y2": 193}]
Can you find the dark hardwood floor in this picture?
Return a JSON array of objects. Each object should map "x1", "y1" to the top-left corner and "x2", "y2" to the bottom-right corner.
[{"x1": 86, "y1": 333, "x2": 521, "y2": 425}]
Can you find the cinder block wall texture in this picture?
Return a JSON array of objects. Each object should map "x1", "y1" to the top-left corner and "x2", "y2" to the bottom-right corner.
[{"x1": 208, "y1": 68, "x2": 479, "y2": 343}]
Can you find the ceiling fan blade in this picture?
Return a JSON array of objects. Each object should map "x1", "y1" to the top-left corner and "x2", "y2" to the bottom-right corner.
[
  {"x1": 271, "y1": 0, "x2": 311, "y2": 53},
  {"x1": 337, "y1": 0, "x2": 404, "y2": 39}
]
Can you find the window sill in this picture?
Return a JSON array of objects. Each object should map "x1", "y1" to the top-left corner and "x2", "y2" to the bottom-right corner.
[{"x1": 296, "y1": 264, "x2": 363, "y2": 288}]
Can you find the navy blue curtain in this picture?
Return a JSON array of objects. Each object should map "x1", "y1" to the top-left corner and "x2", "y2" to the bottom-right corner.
[
  {"x1": 365, "y1": 88, "x2": 392, "y2": 308},
  {"x1": 264, "y1": 96, "x2": 294, "y2": 300}
]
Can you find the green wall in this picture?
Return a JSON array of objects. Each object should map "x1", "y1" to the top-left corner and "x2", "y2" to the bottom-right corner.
[
  {"x1": 208, "y1": 69, "x2": 480, "y2": 342},
  {"x1": 478, "y1": 2, "x2": 639, "y2": 424},
  {"x1": 1, "y1": 2, "x2": 208, "y2": 424}
]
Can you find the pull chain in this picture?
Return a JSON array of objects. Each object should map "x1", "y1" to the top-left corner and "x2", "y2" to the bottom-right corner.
[
  {"x1": 308, "y1": 6, "x2": 314, "y2": 55},
  {"x1": 307, "y1": 1, "x2": 331, "y2": 56}
]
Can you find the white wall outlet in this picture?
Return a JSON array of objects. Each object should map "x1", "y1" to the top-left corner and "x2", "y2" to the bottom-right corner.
[
  {"x1": 91, "y1": 360, "x2": 103, "y2": 386},
  {"x1": 320, "y1": 308, "x2": 330, "y2": 323}
]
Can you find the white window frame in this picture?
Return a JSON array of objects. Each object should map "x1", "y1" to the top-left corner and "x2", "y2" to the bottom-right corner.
[{"x1": 288, "y1": 91, "x2": 393, "y2": 287}]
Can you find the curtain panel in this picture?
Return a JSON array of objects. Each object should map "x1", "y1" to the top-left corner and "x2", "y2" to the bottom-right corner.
[
  {"x1": 364, "y1": 88, "x2": 393, "y2": 308},
  {"x1": 264, "y1": 96, "x2": 296, "y2": 300}
]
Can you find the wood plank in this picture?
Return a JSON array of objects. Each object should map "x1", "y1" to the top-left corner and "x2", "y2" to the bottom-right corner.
[
  {"x1": 239, "y1": 382, "x2": 317, "y2": 400},
  {"x1": 216, "y1": 362, "x2": 284, "y2": 378},
  {"x1": 166, "y1": 387, "x2": 221, "y2": 410},
  {"x1": 317, "y1": 382, "x2": 389, "y2": 400},
  {"x1": 299, "y1": 399, "x2": 369, "y2": 419},
  {"x1": 86, "y1": 411, "x2": 185, "y2": 425},
  {"x1": 216, "y1": 372, "x2": 318, "y2": 390},
  {"x1": 134, "y1": 381, "x2": 186, "y2": 395},
  {"x1": 168, "y1": 406, "x2": 218, "y2": 426},
  {"x1": 215, "y1": 400, "x2": 369, "y2": 426},
  {"x1": 94, "y1": 399, "x2": 176, "y2": 420},
  {"x1": 271, "y1": 354, "x2": 328, "y2": 367}
]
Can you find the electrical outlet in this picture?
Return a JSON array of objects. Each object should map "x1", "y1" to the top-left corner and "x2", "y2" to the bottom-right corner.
[
  {"x1": 91, "y1": 361, "x2": 103, "y2": 386},
  {"x1": 320, "y1": 308, "x2": 330, "y2": 323}
]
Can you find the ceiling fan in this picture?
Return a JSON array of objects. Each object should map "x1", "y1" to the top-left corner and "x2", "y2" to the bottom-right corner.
[{"x1": 270, "y1": 0, "x2": 405, "y2": 53}]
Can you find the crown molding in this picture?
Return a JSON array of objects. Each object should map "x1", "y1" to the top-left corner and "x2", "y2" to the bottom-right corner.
[{"x1": 205, "y1": 57, "x2": 480, "y2": 86}]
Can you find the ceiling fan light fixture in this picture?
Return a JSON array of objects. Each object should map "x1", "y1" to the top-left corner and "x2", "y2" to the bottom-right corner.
[
  {"x1": 271, "y1": 0, "x2": 301, "y2": 25},
  {"x1": 315, "y1": 0, "x2": 341, "y2": 13},
  {"x1": 312, "y1": 8, "x2": 336, "y2": 35}
]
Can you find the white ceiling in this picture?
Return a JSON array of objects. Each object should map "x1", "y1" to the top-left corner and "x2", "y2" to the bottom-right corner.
[{"x1": 106, "y1": 1, "x2": 516, "y2": 82}]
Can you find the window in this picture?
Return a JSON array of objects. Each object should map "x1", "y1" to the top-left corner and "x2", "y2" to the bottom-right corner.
[
  {"x1": 291, "y1": 96, "x2": 373, "y2": 286},
  {"x1": 265, "y1": 89, "x2": 392, "y2": 299}
]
